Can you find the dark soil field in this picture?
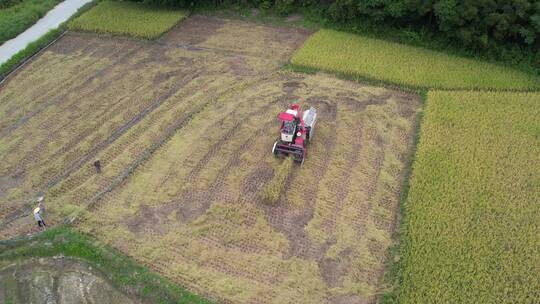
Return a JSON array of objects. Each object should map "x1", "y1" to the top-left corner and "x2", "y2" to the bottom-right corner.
[{"x1": 0, "y1": 15, "x2": 420, "y2": 304}]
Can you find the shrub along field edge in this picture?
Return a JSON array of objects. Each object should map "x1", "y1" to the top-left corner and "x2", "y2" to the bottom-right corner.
[{"x1": 0, "y1": 226, "x2": 214, "y2": 304}]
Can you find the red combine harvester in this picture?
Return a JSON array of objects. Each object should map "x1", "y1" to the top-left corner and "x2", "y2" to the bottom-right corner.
[{"x1": 272, "y1": 104, "x2": 317, "y2": 165}]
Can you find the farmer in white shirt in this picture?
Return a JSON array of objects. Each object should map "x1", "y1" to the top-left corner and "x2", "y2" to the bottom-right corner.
[{"x1": 33, "y1": 205, "x2": 46, "y2": 228}]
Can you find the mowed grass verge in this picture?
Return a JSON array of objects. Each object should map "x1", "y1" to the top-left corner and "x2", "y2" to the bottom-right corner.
[
  {"x1": 0, "y1": 0, "x2": 62, "y2": 44},
  {"x1": 398, "y1": 91, "x2": 539, "y2": 303},
  {"x1": 69, "y1": 0, "x2": 188, "y2": 39},
  {"x1": 291, "y1": 29, "x2": 540, "y2": 91}
]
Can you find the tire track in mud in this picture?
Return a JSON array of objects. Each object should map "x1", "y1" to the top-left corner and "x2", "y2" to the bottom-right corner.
[
  {"x1": 175, "y1": 82, "x2": 324, "y2": 256},
  {"x1": 1, "y1": 44, "x2": 144, "y2": 137},
  {"x1": 255, "y1": 95, "x2": 339, "y2": 261},
  {"x1": 251, "y1": 93, "x2": 386, "y2": 291},
  {"x1": 48, "y1": 64, "x2": 232, "y2": 191},
  {"x1": 4, "y1": 81, "x2": 149, "y2": 181},
  {"x1": 322, "y1": 103, "x2": 365, "y2": 232},
  {"x1": 81, "y1": 76, "x2": 272, "y2": 221},
  {"x1": 184, "y1": 90, "x2": 282, "y2": 184},
  {"x1": 46, "y1": 71, "x2": 202, "y2": 190},
  {"x1": 62, "y1": 74, "x2": 267, "y2": 217},
  {"x1": 47, "y1": 82, "x2": 151, "y2": 159},
  {"x1": 123, "y1": 84, "x2": 281, "y2": 233},
  {"x1": 167, "y1": 243, "x2": 281, "y2": 290},
  {"x1": 176, "y1": 118, "x2": 276, "y2": 223},
  {"x1": 0, "y1": 71, "x2": 201, "y2": 228},
  {"x1": 129, "y1": 105, "x2": 284, "y2": 253},
  {"x1": 316, "y1": 96, "x2": 393, "y2": 289},
  {"x1": 147, "y1": 245, "x2": 282, "y2": 304},
  {"x1": 0, "y1": 56, "x2": 107, "y2": 131},
  {"x1": 1, "y1": 48, "x2": 150, "y2": 164},
  {"x1": 354, "y1": 134, "x2": 385, "y2": 240},
  {"x1": 46, "y1": 84, "x2": 148, "y2": 160}
]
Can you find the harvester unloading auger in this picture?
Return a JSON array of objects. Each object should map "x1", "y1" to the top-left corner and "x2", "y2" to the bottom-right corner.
[{"x1": 272, "y1": 103, "x2": 317, "y2": 165}]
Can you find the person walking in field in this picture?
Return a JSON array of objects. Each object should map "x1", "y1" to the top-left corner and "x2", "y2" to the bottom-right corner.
[
  {"x1": 34, "y1": 198, "x2": 47, "y2": 228},
  {"x1": 94, "y1": 159, "x2": 102, "y2": 174}
]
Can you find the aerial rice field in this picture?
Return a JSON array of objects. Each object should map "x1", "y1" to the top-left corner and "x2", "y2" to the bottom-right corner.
[
  {"x1": 68, "y1": 0, "x2": 188, "y2": 39},
  {"x1": 291, "y1": 29, "x2": 540, "y2": 90},
  {"x1": 0, "y1": 15, "x2": 421, "y2": 304},
  {"x1": 398, "y1": 90, "x2": 540, "y2": 303},
  {"x1": 6, "y1": 3, "x2": 535, "y2": 303}
]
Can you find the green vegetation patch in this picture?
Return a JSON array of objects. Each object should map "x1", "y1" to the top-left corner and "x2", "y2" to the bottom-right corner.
[
  {"x1": 291, "y1": 29, "x2": 540, "y2": 91},
  {"x1": 0, "y1": 0, "x2": 62, "y2": 44},
  {"x1": 398, "y1": 91, "x2": 540, "y2": 303},
  {"x1": 69, "y1": 0, "x2": 188, "y2": 39},
  {"x1": 0, "y1": 28, "x2": 61, "y2": 77},
  {"x1": 0, "y1": 227, "x2": 213, "y2": 304}
]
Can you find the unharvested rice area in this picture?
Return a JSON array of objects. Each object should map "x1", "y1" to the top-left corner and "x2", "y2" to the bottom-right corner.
[
  {"x1": 0, "y1": 15, "x2": 420, "y2": 304},
  {"x1": 291, "y1": 29, "x2": 540, "y2": 91},
  {"x1": 69, "y1": 0, "x2": 189, "y2": 39},
  {"x1": 399, "y1": 91, "x2": 540, "y2": 303}
]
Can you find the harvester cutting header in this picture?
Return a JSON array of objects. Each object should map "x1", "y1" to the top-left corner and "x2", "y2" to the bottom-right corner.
[{"x1": 272, "y1": 103, "x2": 317, "y2": 165}]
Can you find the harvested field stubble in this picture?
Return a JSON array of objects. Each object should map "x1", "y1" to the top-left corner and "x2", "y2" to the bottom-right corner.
[
  {"x1": 77, "y1": 74, "x2": 419, "y2": 303},
  {"x1": 0, "y1": 15, "x2": 420, "y2": 304}
]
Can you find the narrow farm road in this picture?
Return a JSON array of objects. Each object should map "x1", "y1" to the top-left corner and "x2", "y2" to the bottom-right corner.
[{"x1": 0, "y1": 0, "x2": 92, "y2": 64}]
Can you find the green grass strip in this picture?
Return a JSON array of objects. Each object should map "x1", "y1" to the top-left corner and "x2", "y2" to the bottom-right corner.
[
  {"x1": 0, "y1": 226, "x2": 214, "y2": 304},
  {"x1": 0, "y1": 0, "x2": 97, "y2": 79},
  {"x1": 0, "y1": 28, "x2": 62, "y2": 78},
  {"x1": 0, "y1": 0, "x2": 63, "y2": 44},
  {"x1": 397, "y1": 90, "x2": 539, "y2": 303},
  {"x1": 291, "y1": 29, "x2": 540, "y2": 91},
  {"x1": 69, "y1": 1, "x2": 188, "y2": 39}
]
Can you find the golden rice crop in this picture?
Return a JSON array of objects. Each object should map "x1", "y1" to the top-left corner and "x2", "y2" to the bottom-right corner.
[
  {"x1": 291, "y1": 29, "x2": 540, "y2": 90},
  {"x1": 398, "y1": 91, "x2": 540, "y2": 303},
  {"x1": 258, "y1": 157, "x2": 293, "y2": 204},
  {"x1": 69, "y1": 1, "x2": 188, "y2": 39}
]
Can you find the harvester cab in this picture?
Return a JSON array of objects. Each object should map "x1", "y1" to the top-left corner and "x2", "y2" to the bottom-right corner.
[{"x1": 272, "y1": 103, "x2": 317, "y2": 165}]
